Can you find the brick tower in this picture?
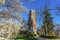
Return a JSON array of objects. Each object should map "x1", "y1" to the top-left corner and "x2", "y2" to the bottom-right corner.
[{"x1": 27, "y1": 9, "x2": 36, "y2": 34}]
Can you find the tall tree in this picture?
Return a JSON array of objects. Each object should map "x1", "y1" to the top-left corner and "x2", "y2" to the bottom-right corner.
[
  {"x1": 43, "y1": 8, "x2": 55, "y2": 36},
  {"x1": 0, "y1": 0, "x2": 26, "y2": 24}
]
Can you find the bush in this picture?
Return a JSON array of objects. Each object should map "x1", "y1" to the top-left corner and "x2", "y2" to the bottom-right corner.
[
  {"x1": 15, "y1": 30, "x2": 37, "y2": 38},
  {"x1": 0, "y1": 23, "x2": 20, "y2": 38}
]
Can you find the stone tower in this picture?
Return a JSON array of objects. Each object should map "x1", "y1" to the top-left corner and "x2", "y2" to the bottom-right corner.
[{"x1": 27, "y1": 9, "x2": 36, "y2": 34}]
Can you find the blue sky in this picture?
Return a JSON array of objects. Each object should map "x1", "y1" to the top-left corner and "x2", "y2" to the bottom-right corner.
[
  {"x1": 0, "y1": 0, "x2": 60, "y2": 27},
  {"x1": 20, "y1": 0, "x2": 60, "y2": 27}
]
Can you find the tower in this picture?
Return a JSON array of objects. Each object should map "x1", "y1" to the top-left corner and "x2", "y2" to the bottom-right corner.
[{"x1": 27, "y1": 9, "x2": 36, "y2": 34}]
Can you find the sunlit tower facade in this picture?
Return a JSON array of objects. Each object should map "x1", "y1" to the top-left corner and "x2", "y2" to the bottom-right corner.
[{"x1": 27, "y1": 9, "x2": 36, "y2": 34}]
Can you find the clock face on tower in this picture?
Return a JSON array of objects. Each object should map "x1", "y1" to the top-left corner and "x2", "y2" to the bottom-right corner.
[{"x1": 0, "y1": 0, "x2": 5, "y2": 5}]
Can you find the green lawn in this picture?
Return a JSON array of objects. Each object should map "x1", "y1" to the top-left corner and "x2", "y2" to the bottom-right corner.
[
  {"x1": 40, "y1": 35, "x2": 60, "y2": 39},
  {"x1": 14, "y1": 37, "x2": 37, "y2": 40}
]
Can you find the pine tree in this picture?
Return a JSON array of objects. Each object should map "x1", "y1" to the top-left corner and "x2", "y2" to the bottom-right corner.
[{"x1": 43, "y1": 8, "x2": 55, "y2": 36}]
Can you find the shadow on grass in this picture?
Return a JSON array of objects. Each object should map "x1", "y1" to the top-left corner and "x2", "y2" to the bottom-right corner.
[{"x1": 40, "y1": 35, "x2": 60, "y2": 39}]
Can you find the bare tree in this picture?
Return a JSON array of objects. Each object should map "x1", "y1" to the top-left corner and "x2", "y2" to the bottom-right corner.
[{"x1": 0, "y1": 0, "x2": 26, "y2": 39}]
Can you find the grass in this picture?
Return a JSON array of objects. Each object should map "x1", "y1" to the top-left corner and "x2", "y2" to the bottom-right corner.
[
  {"x1": 14, "y1": 37, "x2": 37, "y2": 40},
  {"x1": 40, "y1": 35, "x2": 60, "y2": 39}
]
